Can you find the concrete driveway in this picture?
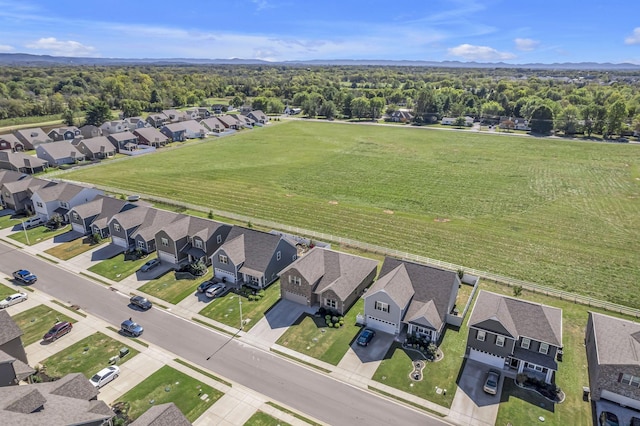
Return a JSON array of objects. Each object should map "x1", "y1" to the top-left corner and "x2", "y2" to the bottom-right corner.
[
  {"x1": 337, "y1": 330, "x2": 396, "y2": 379},
  {"x1": 448, "y1": 359, "x2": 501, "y2": 426}
]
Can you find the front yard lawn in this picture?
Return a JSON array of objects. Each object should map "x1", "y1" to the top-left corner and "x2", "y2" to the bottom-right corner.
[
  {"x1": 275, "y1": 298, "x2": 364, "y2": 365},
  {"x1": 0, "y1": 213, "x2": 23, "y2": 230},
  {"x1": 138, "y1": 269, "x2": 210, "y2": 305},
  {"x1": 88, "y1": 252, "x2": 155, "y2": 281},
  {"x1": 244, "y1": 411, "x2": 291, "y2": 426},
  {"x1": 44, "y1": 236, "x2": 106, "y2": 260},
  {"x1": 115, "y1": 365, "x2": 222, "y2": 422},
  {"x1": 8, "y1": 224, "x2": 70, "y2": 246},
  {"x1": 0, "y1": 282, "x2": 16, "y2": 299},
  {"x1": 41, "y1": 332, "x2": 140, "y2": 379},
  {"x1": 198, "y1": 281, "x2": 282, "y2": 332},
  {"x1": 11, "y1": 305, "x2": 76, "y2": 346},
  {"x1": 372, "y1": 324, "x2": 466, "y2": 408}
]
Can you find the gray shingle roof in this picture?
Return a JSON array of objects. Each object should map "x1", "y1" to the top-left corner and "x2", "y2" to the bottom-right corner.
[
  {"x1": 0, "y1": 133, "x2": 23, "y2": 147},
  {"x1": 132, "y1": 209, "x2": 183, "y2": 241},
  {"x1": 47, "y1": 373, "x2": 99, "y2": 400},
  {"x1": 218, "y1": 226, "x2": 284, "y2": 274},
  {"x1": 0, "y1": 169, "x2": 25, "y2": 185},
  {"x1": 134, "y1": 127, "x2": 169, "y2": 143},
  {"x1": 78, "y1": 136, "x2": 116, "y2": 154},
  {"x1": 32, "y1": 181, "x2": 92, "y2": 203},
  {"x1": 14, "y1": 128, "x2": 51, "y2": 145},
  {"x1": 469, "y1": 290, "x2": 563, "y2": 347},
  {"x1": 589, "y1": 311, "x2": 640, "y2": 366},
  {"x1": 130, "y1": 402, "x2": 191, "y2": 426},
  {"x1": 0, "y1": 151, "x2": 48, "y2": 171},
  {"x1": 2, "y1": 176, "x2": 52, "y2": 194},
  {"x1": 0, "y1": 310, "x2": 24, "y2": 346},
  {"x1": 36, "y1": 141, "x2": 83, "y2": 160},
  {"x1": 107, "y1": 130, "x2": 137, "y2": 142},
  {"x1": 4, "y1": 388, "x2": 46, "y2": 413}
]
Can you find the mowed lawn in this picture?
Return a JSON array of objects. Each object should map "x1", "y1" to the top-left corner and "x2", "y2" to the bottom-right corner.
[
  {"x1": 45, "y1": 236, "x2": 106, "y2": 260},
  {"x1": 138, "y1": 269, "x2": 210, "y2": 305},
  {"x1": 41, "y1": 332, "x2": 140, "y2": 379},
  {"x1": 8, "y1": 224, "x2": 70, "y2": 246},
  {"x1": 0, "y1": 282, "x2": 16, "y2": 299},
  {"x1": 115, "y1": 365, "x2": 222, "y2": 422},
  {"x1": 62, "y1": 121, "x2": 640, "y2": 308},
  {"x1": 11, "y1": 305, "x2": 76, "y2": 346},
  {"x1": 244, "y1": 411, "x2": 291, "y2": 426},
  {"x1": 88, "y1": 253, "x2": 155, "y2": 282}
]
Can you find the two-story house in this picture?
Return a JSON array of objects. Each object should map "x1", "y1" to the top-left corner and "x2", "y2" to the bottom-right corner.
[
  {"x1": 133, "y1": 128, "x2": 169, "y2": 147},
  {"x1": 466, "y1": 290, "x2": 563, "y2": 384},
  {"x1": 210, "y1": 227, "x2": 297, "y2": 289},
  {"x1": 47, "y1": 126, "x2": 81, "y2": 141},
  {"x1": 107, "y1": 131, "x2": 139, "y2": 152},
  {"x1": 145, "y1": 113, "x2": 169, "y2": 129},
  {"x1": 0, "y1": 176, "x2": 54, "y2": 215},
  {"x1": 279, "y1": 247, "x2": 378, "y2": 315},
  {"x1": 100, "y1": 120, "x2": 129, "y2": 135},
  {"x1": 13, "y1": 128, "x2": 52, "y2": 150},
  {"x1": 30, "y1": 182, "x2": 103, "y2": 223},
  {"x1": 0, "y1": 310, "x2": 34, "y2": 387},
  {"x1": 0, "y1": 134, "x2": 25, "y2": 152},
  {"x1": 585, "y1": 312, "x2": 640, "y2": 410},
  {"x1": 35, "y1": 141, "x2": 84, "y2": 166},
  {"x1": 68, "y1": 194, "x2": 138, "y2": 236},
  {"x1": 0, "y1": 151, "x2": 48, "y2": 174},
  {"x1": 73, "y1": 136, "x2": 116, "y2": 160},
  {"x1": 108, "y1": 207, "x2": 181, "y2": 253}
]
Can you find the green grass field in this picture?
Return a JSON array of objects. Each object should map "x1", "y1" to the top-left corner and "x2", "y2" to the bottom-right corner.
[
  {"x1": 88, "y1": 253, "x2": 155, "y2": 282},
  {"x1": 138, "y1": 270, "x2": 210, "y2": 305},
  {"x1": 44, "y1": 236, "x2": 105, "y2": 260},
  {"x1": 8, "y1": 224, "x2": 70, "y2": 246},
  {"x1": 62, "y1": 121, "x2": 640, "y2": 308},
  {"x1": 244, "y1": 411, "x2": 291, "y2": 426},
  {"x1": 11, "y1": 305, "x2": 76, "y2": 346}
]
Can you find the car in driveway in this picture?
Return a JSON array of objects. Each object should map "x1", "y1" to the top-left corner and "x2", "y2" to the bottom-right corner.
[
  {"x1": 21, "y1": 216, "x2": 45, "y2": 230},
  {"x1": 43, "y1": 321, "x2": 73, "y2": 342},
  {"x1": 139, "y1": 258, "x2": 160, "y2": 272},
  {"x1": 197, "y1": 280, "x2": 217, "y2": 293},
  {"x1": 90, "y1": 366, "x2": 120, "y2": 388},
  {"x1": 357, "y1": 328, "x2": 376, "y2": 346},
  {"x1": 483, "y1": 369, "x2": 501, "y2": 395},
  {"x1": 0, "y1": 292, "x2": 28, "y2": 309},
  {"x1": 13, "y1": 269, "x2": 37, "y2": 284},
  {"x1": 205, "y1": 283, "x2": 226, "y2": 298},
  {"x1": 129, "y1": 295, "x2": 152, "y2": 310},
  {"x1": 121, "y1": 319, "x2": 144, "y2": 337}
]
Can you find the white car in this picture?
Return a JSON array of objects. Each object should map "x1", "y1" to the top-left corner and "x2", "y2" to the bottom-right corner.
[
  {"x1": 205, "y1": 283, "x2": 226, "y2": 298},
  {"x1": 90, "y1": 366, "x2": 120, "y2": 388},
  {"x1": 0, "y1": 292, "x2": 28, "y2": 309}
]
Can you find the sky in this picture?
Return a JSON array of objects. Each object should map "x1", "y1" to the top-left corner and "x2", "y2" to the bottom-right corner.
[{"x1": 0, "y1": 0, "x2": 639, "y2": 64}]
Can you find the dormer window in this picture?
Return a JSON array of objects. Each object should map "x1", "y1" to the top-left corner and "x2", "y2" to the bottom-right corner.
[
  {"x1": 539, "y1": 343, "x2": 549, "y2": 355},
  {"x1": 521, "y1": 338, "x2": 531, "y2": 349},
  {"x1": 476, "y1": 330, "x2": 486, "y2": 342}
]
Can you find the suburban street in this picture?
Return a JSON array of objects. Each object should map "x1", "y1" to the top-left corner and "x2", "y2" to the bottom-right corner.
[{"x1": 0, "y1": 240, "x2": 451, "y2": 426}]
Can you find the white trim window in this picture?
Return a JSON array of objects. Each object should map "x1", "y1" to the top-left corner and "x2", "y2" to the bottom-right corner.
[
  {"x1": 289, "y1": 275, "x2": 302, "y2": 286},
  {"x1": 621, "y1": 374, "x2": 640, "y2": 388},
  {"x1": 72, "y1": 212, "x2": 79, "y2": 220},
  {"x1": 539, "y1": 342, "x2": 549, "y2": 355},
  {"x1": 276, "y1": 251, "x2": 281, "y2": 261},
  {"x1": 496, "y1": 336, "x2": 505, "y2": 347},
  {"x1": 325, "y1": 299, "x2": 337, "y2": 309},
  {"x1": 114, "y1": 223, "x2": 121, "y2": 232},
  {"x1": 36, "y1": 202, "x2": 43, "y2": 208},
  {"x1": 194, "y1": 239, "x2": 203, "y2": 249},
  {"x1": 219, "y1": 254, "x2": 228, "y2": 264},
  {"x1": 521, "y1": 337, "x2": 531, "y2": 349},
  {"x1": 217, "y1": 235, "x2": 222, "y2": 244},
  {"x1": 477, "y1": 330, "x2": 486, "y2": 342},
  {"x1": 161, "y1": 238, "x2": 168, "y2": 247},
  {"x1": 374, "y1": 301, "x2": 390, "y2": 313},
  {"x1": 137, "y1": 240, "x2": 145, "y2": 249}
]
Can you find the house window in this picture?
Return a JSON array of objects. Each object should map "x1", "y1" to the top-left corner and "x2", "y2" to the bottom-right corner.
[
  {"x1": 292, "y1": 254, "x2": 297, "y2": 261},
  {"x1": 60, "y1": 202, "x2": 68, "y2": 208},
  {"x1": 36, "y1": 202, "x2": 43, "y2": 208},
  {"x1": 289, "y1": 276, "x2": 302, "y2": 286},
  {"x1": 477, "y1": 330, "x2": 486, "y2": 342},
  {"x1": 621, "y1": 374, "x2": 640, "y2": 388},
  {"x1": 496, "y1": 336, "x2": 505, "y2": 347},
  {"x1": 137, "y1": 240, "x2": 145, "y2": 249},
  {"x1": 114, "y1": 224, "x2": 121, "y2": 232},
  {"x1": 276, "y1": 251, "x2": 281, "y2": 261},
  {"x1": 219, "y1": 255, "x2": 228, "y2": 264},
  {"x1": 521, "y1": 338, "x2": 531, "y2": 349},
  {"x1": 539, "y1": 343, "x2": 549, "y2": 355},
  {"x1": 194, "y1": 239, "x2": 203, "y2": 249},
  {"x1": 161, "y1": 238, "x2": 168, "y2": 247},
  {"x1": 72, "y1": 212, "x2": 79, "y2": 220},
  {"x1": 374, "y1": 301, "x2": 389, "y2": 313},
  {"x1": 217, "y1": 235, "x2": 222, "y2": 244},
  {"x1": 250, "y1": 276, "x2": 260, "y2": 284},
  {"x1": 325, "y1": 299, "x2": 337, "y2": 309}
]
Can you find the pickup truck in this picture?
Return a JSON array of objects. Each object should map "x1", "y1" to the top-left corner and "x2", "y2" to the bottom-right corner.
[{"x1": 120, "y1": 319, "x2": 144, "y2": 337}]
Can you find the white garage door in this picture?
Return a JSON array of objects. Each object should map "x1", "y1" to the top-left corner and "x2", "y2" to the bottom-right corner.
[
  {"x1": 469, "y1": 349, "x2": 505, "y2": 369},
  {"x1": 215, "y1": 268, "x2": 236, "y2": 284},
  {"x1": 111, "y1": 236, "x2": 129, "y2": 248},
  {"x1": 283, "y1": 291, "x2": 308, "y2": 305},
  {"x1": 72, "y1": 222, "x2": 86, "y2": 234},
  {"x1": 601, "y1": 390, "x2": 640, "y2": 410},
  {"x1": 157, "y1": 250, "x2": 176, "y2": 265},
  {"x1": 366, "y1": 316, "x2": 397, "y2": 335}
]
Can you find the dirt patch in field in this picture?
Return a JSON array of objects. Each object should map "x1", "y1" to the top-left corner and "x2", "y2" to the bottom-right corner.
[
  {"x1": 383, "y1": 210, "x2": 394, "y2": 214},
  {"x1": 434, "y1": 218, "x2": 451, "y2": 223},
  {"x1": 328, "y1": 200, "x2": 338, "y2": 205},
  {"x1": 285, "y1": 194, "x2": 294, "y2": 197}
]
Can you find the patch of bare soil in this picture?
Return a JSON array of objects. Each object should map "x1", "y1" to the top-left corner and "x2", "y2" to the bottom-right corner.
[
  {"x1": 328, "y1": 200, "x2": 338, "y2": 205},
  {"x1": 383, "y1": 210, "x2": 394, "y2": 214},
  {"x1": 434, "y1": 218, "x2": 451, "y2": 222}
]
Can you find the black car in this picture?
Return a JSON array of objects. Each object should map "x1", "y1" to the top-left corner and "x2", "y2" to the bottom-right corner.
[
  {"x1": 130, "y1": 295, "x2": 152, "y2": 310},
  {"x1": 197, "y1": 280, "x2": 217, "y2": 293},
  {"x1": 357, "y1": 328, "x2": 376, "y2": 346},
  {"x1": 13, "y1": 269, "x2": 37, "y2": 284},
  {"x1": 43, "y1": 321, "x2": 73, "y2": 342}
]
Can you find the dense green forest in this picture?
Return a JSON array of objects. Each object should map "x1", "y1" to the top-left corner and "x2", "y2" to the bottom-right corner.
[{"x1": 1, "y1": 65, "x2": 639, "y2": 137}]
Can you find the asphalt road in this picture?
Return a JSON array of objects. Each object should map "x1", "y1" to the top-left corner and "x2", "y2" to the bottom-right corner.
[{"x1": 0, "y1": 241, "x2": 450, "y2": 426}]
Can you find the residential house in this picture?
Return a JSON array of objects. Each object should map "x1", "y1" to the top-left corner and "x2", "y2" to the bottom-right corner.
[
  {"x1": 47, "y1": 126, "x2": 81, "y2": 141},
  {"x1": 197, "y1": 107, "x2": 212, "y2": 119},
  {"x1": 388, "y1": 110, "x2": 414, "y2": 123},
  {"x1": 107, "y1": 131, "x2": 139, "y2": 152},
  {"x1": 0, "y1": 310, "x2": 34, "y2": 387},
  {"x1": 0, "y1": 134, "x2": 25, "y2": 152},
  {"x1": 31, "y1": 181, "x2": 103, "y2": 222},
  {"x1": 514, "y1": 117, "x2": 530, "y2": 131},
  {"x1": 441, "y1": 117, "x2": 456, "y2": 125},
  {"x1": 99, "y1": 120, "x2": 129, "y2": 135},
  {"x1": 280, "y1": 247, "x2": 378, "y2": 315},
  {"x1": 0, "y1": 176, "x2": 55, "y2": 214},
  {"x1": 162, "y1": 109, "x2": 185, "y2": 123},
  {"x1": 0, "y1": 151, "x2": 48, "y2": 174},
  {"x1": 179, "y1": 120, "x2": 207, "y2": 139},
  {"x1": 160, "y1": 123, "x2": 186, "y2": 142},
  {"x1": 69, "y1": 194, "x2": 137, "y2": 237},
  {"x1": 123, "y1": 117, "x2": 149, "y2": 131},
  {"x1": 73, "y1": 136, "x2": 117, "y2": 160},
  {"x1": 108, "y1": 207, "x2": 181, "y2": 253},
  {"x1": 0, "y1": 372, "x2": 114, "y2": 425},
  {"x1": 210, "y1": 226, "x2": 298, "y2": 289},
  {"x1": 247, "y1": 110, "x2": 268, "y2": 124},
  {"x1": 283, "y1": 106, "x2": 301, "y2": 115},
  {"x1": 130, "y1": 402, "x2": 190, "y2": 426},
  {"x1": 133, "y1": 128, "x2": 169, "y2": 147},
  {"x1": 200, "y1": 117, "x2": 226, "y2": 134},
  {"x1": 215, "y1": 115, "x2": 241, "y2": 130},
  {"x1": 363, "y1": 257, "x2": 460, "y2": 342},
  {"x1": 145, "y1": 113, "x2": 169, "y2": 128},
  {"x1": 183, "y1": 109, "x2": 201, "y2": 121},
  {"x1": 466, "y1": 290, "x2": 562, "y2": 384},
  {"x1": 230, "y1": 114, "x2": 256, "y2": 129},
  {"x1": 0, "y1": 170, "x2": 26, "y2": 188},
  {"x1": 211, "y1": 104, "x2": 226, "y2": 115},
  {"x1": 35, "y1": 141, "x2": 84, "y2": 166},
  {"x1": 155, "y1": 215, "x2": 232, "y2": 267},
  {"x1": 585, "y1": 312, "x2": 640, "y2": 410},
  {"x1": 13, "y1": 128, "x2": 52, "y2": 150},
  {"x1": 79, "y1": 125, "x2": 102, "y2": 140}
]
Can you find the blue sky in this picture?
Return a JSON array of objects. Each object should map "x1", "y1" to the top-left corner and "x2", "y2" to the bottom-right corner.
[{"x1": 0, "y1": 0, "x2": 639, "y2": 63}]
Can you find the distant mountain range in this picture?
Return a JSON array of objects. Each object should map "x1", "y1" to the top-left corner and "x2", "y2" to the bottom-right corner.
[{"x1": 1, "y1": 53, "x2": 639, "y2": 70}]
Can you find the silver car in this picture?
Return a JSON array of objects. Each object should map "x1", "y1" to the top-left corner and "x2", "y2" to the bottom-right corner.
[
  {"x1": 483, "y1": 369, "x2": 501, "y2": 395},
  {"x1": 0, "y1": 292, "x2": 28, "y2": 309}
]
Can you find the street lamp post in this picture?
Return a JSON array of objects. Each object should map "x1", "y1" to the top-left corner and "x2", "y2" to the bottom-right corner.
[
  {"x1": 21, "y1": 220, "x2": 29, "y2": 245},
  {"x1": 239, "y1": 295, "x2": 243, "y2": 330}
]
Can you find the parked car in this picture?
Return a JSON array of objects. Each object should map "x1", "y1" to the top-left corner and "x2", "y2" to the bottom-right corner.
[
  {"x1": 120, "y1": 319, "x2": 144, "y2": 337},
  {"x1": 357, "y1": 328, "x2": 375, "y2": 346},
  {"x1": 12, "y1": 269, "x2": 37, "y2": 284},
  {"x1": 599, "y1": 411, "x2": 620, "y2": 426},
  {"x1": 205, "y1": 283, "x2": 226, "y2": 298},
  {"x1": 140, "y1": 258, "x2": 160, "y2": 272},
  {"x1": 0, "y1": 292, "x2": 28, "y2": 309},
  {"x1": 197, "y1": 280, "x2": 217, "y2": 293},
  {"x1": 90, "y1": 366, "x2": 120, "y2": 388},
  {"x1": 483, "y1": 369, "x2": 501, "y2": 395},
  {"x1": 43, "y1": 321, "x2": 73, "y2": 342},
  {"x1": 21, "y1": 216, "x2": 45, "y2": 230},
  {"x1": 129, "y1": 295, "x2": 152, "y2": 310}
]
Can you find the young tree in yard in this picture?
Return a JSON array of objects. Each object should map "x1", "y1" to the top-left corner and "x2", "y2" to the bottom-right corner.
[
  {"x1": 319, "y1": 100, "x2": 337, "y2": 119},
  {"x1": 558, "y1": 105, "x2": 580, "y2": 135},
  {"x1": 605, "y1": 100, "x2": 627, "y2": 138},
  {"x1": 529, "y1": 104, "x2": 554, "y2": 134},
  {"x1": 351, "y1": 97, "x2": 370, "y2": 120},
  {"x1": 84, "y1": 100, "x2": 113, "y2": 126},
  {"x1": 267, "y1": 98, "x2": 284, "y2": 115},
  {"x1": 454, "y1": 116, "x2": 466, "y2": 128},
  {"x1": 369, "y1": 97, "x2": 385, "y2": 119}
]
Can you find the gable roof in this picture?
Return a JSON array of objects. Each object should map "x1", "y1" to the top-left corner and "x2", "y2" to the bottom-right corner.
[
  {"x1": 131, "y1": 208, "x2": 183, "y2": 241},
  {"x1": 588, "y1": 311, "x2": 640, "y2": 366},
  {"x1": 31, "y1": 181, "x2": 93, "y2": 203},
  {"x1": 215, "y1": 115, "x2": 241, "y2": 127},
  {"x1": 217, "y1": 226, "x2": 288, "y2": 275},
  {"x1": 0, "y1": 169, "x2": 26, "y2": 185},
  {"x1": 1, "y1": 175, "x2": 53, "y2": 194},
  {"x1": 161, "y1": 123, "x2": 187, "y2": 133},
  {"x1": 130, "y1": 402, "x2": 191, "y2": 426},
  {"x1": 248, "y1": 110, "x2": 267, "y2": 120},
  {"x1": 469, "y1": 290, "x2": 562, "y2": 347},
  {"x1": 161, "y1": 214, "x2": 227, "y2": 242},
  {"x1": 77, "y1": 136, "x2": 115, "y2": 154},
  {"x1": 133, "y1": 127, "x2": 169, "y2": 143},
  {"x1": 0, "y1": 151, "x2": 48, "y2": 171},
  {"x1": 0, "y1": 310, "x2": 24, "y2": 346},
  {"x1": 14, "y1": 128, "x2": 51, "y2": 145},
  {"x1": 0, "y1": 133, "x2": 24, "y2": 148},
  {"x1": 200, "y1": 117, "x2": 225, "y2": 131},
  {"x1": 70, "y1": 194, "x2": 134, "y2": 223},
  {"x1": 107, "y1": 130, "x2": 137, "y2": 142},
  {"x1": 36, "y1": 141, "x2": 83, "y2": 160}
]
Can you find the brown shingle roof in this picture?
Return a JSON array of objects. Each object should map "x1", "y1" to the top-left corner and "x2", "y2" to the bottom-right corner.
[
  {"x1": 588, "y1": 311, "x2": 640, "y2": 365},
  {"x1": 130, "y1": 402, "x2": 191, "y2": 426},
  {"x1": 0, "y1": 310, "x2": 24, "y2": 346}
]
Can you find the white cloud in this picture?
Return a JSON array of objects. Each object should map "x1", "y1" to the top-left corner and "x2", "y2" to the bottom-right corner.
[
  {"x1": 251, "y1": 0, "x2": 270, "y2": 10},
  {"x1": 625, "y1": 28, "x2": 640, "y2": 45},
  {"x1": 25, "y1": 37, "x2": 95, "y2": 56},
  {"x1": 447, "y1": 44, "x2": 515, "y2": 61},
  {"x1": 0, "y1": 44, "x2": 14, "y2": 52},
  {"x1": 514, "y1": 38, "x2": 539, "y2": 51}
]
